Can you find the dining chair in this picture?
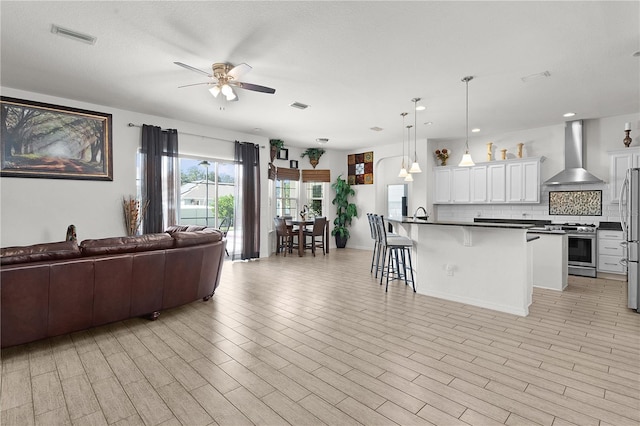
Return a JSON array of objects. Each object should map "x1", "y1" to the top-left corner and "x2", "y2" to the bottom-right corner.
[
  {"x1": 374, "y1": 214, "x2": 415, "y2": 292},
  {"x1": 274, "y1": 217, "x2": 298, "y2": 256},
  {"x1": 219, "y1": 216, "x2": 232, "y2": 256},
  {"x1": 303, "y1": 217, "x2": 327, "y2": 256}
]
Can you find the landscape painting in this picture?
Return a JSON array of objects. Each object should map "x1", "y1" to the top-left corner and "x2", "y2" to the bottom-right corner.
[{"x1": 0, "y1": 97, "x2": 113, "y2": 180}]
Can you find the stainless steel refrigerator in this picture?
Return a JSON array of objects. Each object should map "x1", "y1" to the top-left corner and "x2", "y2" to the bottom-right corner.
[{"x1": 620, "y1": 168, "x2": 640, "y2": 312}]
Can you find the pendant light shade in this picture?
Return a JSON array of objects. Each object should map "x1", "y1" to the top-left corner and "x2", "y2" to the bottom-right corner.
[
  {"x1": 458, "y1": 76, "x2": 475, "y2": 167},
  {"x1": 409, "y1": 98, "x2": 422, "y2": 173},
  {"x1": 398, "y1": 112, "x2": 408, "y2": 177},
  {"x1": 404, "y1": 173, "x2": 414, "y2": 182}
]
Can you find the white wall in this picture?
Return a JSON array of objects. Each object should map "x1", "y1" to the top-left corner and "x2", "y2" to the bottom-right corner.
[
  {"x1": 2, "y1": 85, "x2": 637, "y2": 250},
  {"x1": 0, "y1": 86, "x2": 351, "y2": 255}
]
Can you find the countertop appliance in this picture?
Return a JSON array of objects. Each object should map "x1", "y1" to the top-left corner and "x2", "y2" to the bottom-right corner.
[{"x1": 620, "y1": 168, "x2": 639, "y2": 313}]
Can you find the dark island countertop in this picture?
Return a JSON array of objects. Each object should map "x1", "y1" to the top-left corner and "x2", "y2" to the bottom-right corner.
[{"x1": 393, "y1": 218, "x2": 535, "y2": 229}]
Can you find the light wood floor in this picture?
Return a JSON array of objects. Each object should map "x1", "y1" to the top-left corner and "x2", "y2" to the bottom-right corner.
[{"x1": 2, "y1": 248, "x2": 639, "y2": 426}]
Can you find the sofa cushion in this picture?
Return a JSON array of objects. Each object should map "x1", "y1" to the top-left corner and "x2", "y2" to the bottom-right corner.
[
  {"x1": 1, "y1": 240, "x2": 81, "y2": 265},
  {"x1": 80, "y1": 233, "x2": 174, "y2": 256},
  {"x1": 186, "y1": 225, "x2": 208, "y2": 232},
  {"x1": 172, "y1": 229, "x2": 223, "y2": 248},
  {"x1": 165, "y1": 225, "x2": 190, "y2": 234}
]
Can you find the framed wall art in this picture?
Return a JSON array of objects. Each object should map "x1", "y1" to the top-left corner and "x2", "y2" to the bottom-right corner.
[
  {"x1": 0, "y1": 97, "x2": 113, "y2": 180},
  {"x1": 289, "y1": 160, "x2": 298, "y2": 169},
  {"x1": 277, "y1": 148, "x2": 289, "y2": 160},
  {"x1": 347, "y1": 151, "x2": 374, "y2": 185}
]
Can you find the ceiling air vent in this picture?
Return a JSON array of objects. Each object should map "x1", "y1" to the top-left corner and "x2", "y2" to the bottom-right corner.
[
  {"x1": 289, "y1": 102, "x2": 309, "y2": 110},
  {"x1": 51, "y1": 24, "x2": 97, "y2": 45},
  {"x1": 370, "y1": 127, "x2": 384, "y2": 132}
]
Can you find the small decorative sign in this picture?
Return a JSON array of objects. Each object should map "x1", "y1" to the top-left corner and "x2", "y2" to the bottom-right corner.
[{"x1": 347, "y1": 151, "x2": 373, "y2": 185}]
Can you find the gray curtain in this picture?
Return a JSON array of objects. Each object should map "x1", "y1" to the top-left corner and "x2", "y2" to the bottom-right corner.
[
  {"x1": 141, "y1": 125, "x2": 179, "y2": 234},
  {"x1": 233, "y1": 141, "x2": 260, "y2": 260}
]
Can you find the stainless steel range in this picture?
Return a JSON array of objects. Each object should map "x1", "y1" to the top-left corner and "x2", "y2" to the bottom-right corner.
[{"x1": 563, "y1": 223, "x2": 597, "y2": 277}]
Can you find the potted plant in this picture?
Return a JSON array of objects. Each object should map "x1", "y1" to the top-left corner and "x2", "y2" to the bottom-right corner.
[
  {"x1": 269, "y1": 139, "x2": 284, "y2": 163},
  {"x1": 331, "y1": 174, "x2": 358, "y2": 248},
  {"x1": 301, "y1": 148, "x2": 326, "y2": 168}
]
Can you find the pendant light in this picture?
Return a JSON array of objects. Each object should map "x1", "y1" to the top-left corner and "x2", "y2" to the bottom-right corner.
[
  {"x1": 398, "y1": 112, "x2": 409, "y2": 178},
  {"x1": 459, "y1": 76, "x2": 475, "y2": 167},
  {"x1": 409, "y1": 97, "x2": 422, "y2": 173},
  {"x1": 404, "y1": 124, "x2": 414, "y2": 182}
]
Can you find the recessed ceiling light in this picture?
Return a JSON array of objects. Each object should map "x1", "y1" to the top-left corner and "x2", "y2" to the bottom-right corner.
[
  {"x1": 563, "y1": 112, "x2": 576, "y2": 117},
  {"x1": 370, "y1": 127, "x2": 383, "y2": 132},
  {"x1": 51, "y1": 24, "x2": 97, "y2": 45},
  {"x1": 253, "y1": 128, "x2": 262, "y2": 132},
  {"x1": 416, "y1": 105, "x2": 426, "y2": 111},
  {"x1": 471, "y1": 128, "x2": 480, "y2": 133},
  {"x1": 424, "y1": 122, "x2": 433, "y2": 126},
  {"x1": 316, "y1": 138, "x2": 329, "y2": 144},
  {"x1": 289, "y1": 102, "x2": 309, "y2": 110}
]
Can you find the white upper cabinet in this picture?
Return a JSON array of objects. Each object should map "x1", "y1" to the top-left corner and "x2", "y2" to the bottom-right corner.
[
  {"x1": 487, "y1": 163, "x2": 506, "y2": 203},
  {"x1": 470, "y1": 165, "x2": 488, "y2": 203},
  {"x1": 609, "y1": 148, "x2": 640, "y2": 203},
  {"x1": 434, "y1": 168, "x2": 452, "y2": 203},
  {"x1": 433, "y1": 157, "x2": 543, "y2": 204},
  {"x1": 452, "y1": 167, "x2": 471, "y2": 203},
  {"x1": 506, "y1": 160, "x2": 540, "y2": 203}
]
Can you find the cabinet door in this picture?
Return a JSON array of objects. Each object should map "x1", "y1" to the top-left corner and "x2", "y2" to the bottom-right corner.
[
  {"x1": 434, "y1": 168, "x2": 452, "y2": 203},
  {"x1": 610, "y1": 153, "x2": 634, "y2": 203},
  {"x1": 634, "y1": 151, "x2": 640, "y2": 168},
  {"x1": 470, "y1": 165, "x2": 488, "y2": 203},
  {"x1": 505, "y1": 163, "x2": 524, "y2": 202},
  {"x1": 522, "y1": 161, "x2": 540, "y2": 202},
  {"x1": 506, "y1": 161, "x2": 539, "y2": 203},
  {"x1": 487, "y1": 164, "x2": 506, "y2": 202},
  {"x1": 452, "y1": 168, "x2": 470, "y2": 203}
]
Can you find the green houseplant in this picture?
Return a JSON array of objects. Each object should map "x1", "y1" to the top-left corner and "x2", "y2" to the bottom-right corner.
[
  {"x1": 300, "y1": 148, "x2": 325, "y2": 168},
  {"x1": 331, "y1": 174, "x2": 358, "y2": 248},
  {"x1": 269, "y1": 139, "x2": 284, "y2": 162}
]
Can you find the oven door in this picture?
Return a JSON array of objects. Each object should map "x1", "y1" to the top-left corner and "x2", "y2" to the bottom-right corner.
[
  {"x1": 568, "y1": 234, "x2": 596, "y2": 266},
  {"x1": 568, "y1": 233, "x2": 597, "y2": 277}
]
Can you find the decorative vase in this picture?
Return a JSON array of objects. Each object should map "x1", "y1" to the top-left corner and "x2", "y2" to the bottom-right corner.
[
  {"x1": 517, "y1": 143, "x2": 524, "y2": 158},
  {"x1": 440, "y1": 159, "x2": 447, "y2": 166},
  {"x1": 270, "y1": 146, "x2": 277, "y2": 163},
  {"x1": 501, "y1": 149, "x2": 507, "y2": 160},
  {"x1": 487, "y1": 142, "x2": 493, "y2": 161},
  {"x1": 335, "y1": 234, "x2": 348, "y2": 248},
  {"x1": 310, "y1": 158, "x2": 319, "y2": 168}
]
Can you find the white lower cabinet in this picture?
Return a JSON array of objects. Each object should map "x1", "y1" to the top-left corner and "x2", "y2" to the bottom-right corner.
[{"x1": 597, "y1": 230, "x2": 626, "y2": 274}]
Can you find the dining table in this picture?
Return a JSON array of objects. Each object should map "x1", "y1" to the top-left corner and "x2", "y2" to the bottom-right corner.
[{"x1": 289, "y1": 219, "x2": 330, "y2": 256}]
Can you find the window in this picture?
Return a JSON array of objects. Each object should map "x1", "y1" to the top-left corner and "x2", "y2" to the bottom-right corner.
[
  {"x1": 275, "y1": 179, "x2": 298, "y2": 218},
  {"x1": 178, "y1": 157, "x2": 235, "y2": 227},
  {"x1": 306, "y1": 182, "x2": 325, "y2": 217}
]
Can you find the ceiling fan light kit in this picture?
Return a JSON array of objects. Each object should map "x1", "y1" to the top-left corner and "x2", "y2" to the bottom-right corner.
[{"x1": 175, "y1": 61, "x2": 275, "y2": 102}]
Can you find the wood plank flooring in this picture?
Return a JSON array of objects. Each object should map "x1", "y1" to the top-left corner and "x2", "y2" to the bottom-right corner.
[{"x1": 1, "y1": 248, "x2": 639, "y2": 425}]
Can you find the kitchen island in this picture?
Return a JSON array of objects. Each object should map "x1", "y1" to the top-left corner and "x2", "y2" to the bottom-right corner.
[{"x1": 389, "y1": 219, "x2": 535, "y2": 316}]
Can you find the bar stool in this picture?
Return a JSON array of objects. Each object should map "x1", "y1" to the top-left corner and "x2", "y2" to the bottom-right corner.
[
  {"x1": 367, "y1": 213, "x2": 381, "y2": 276},
  {"x1": 374, "y1": 214, "x2": 415, "y2": 292}
]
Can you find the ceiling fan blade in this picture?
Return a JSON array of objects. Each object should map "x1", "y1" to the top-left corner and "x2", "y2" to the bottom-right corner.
[
  {"x1": 178, "y1": 82, "x2": 213, "y2": 88},
  {"x1": 233, "y1": 81, "x2": 276, "y2": 94},
  {"x1": 174, "y1": 62, "x2": 212, "y2": 77},
  {"x1": 227, "y1": 63, "x2": 252, "y2": 80}
]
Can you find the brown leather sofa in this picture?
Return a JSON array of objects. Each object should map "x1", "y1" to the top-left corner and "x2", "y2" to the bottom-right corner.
[{"x1": 0, "y1": 226, "x2": 226, "y2": 348}]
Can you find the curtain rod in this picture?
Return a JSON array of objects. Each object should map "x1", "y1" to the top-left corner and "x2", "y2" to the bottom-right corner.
[{"x1": 127, "y1": 123, "x2": 265, "y2": 148}]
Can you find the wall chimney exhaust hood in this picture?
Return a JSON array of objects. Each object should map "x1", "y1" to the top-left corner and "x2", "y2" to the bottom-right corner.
[{"x1": 544, "y1": 120, "x2": 604, "y2": 185}]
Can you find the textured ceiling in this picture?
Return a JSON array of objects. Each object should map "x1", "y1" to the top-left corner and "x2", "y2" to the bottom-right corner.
[{"x1": 1, "y1": 1, "x2": 638, "y2": 150}]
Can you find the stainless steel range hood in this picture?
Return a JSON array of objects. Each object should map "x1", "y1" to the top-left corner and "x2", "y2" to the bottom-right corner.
[{"x1": 544, "y1": 120, "x2": 604, "y2": 185}]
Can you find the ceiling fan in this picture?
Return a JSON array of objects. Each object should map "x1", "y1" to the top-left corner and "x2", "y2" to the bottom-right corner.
[{"x1": 174, "y1": 61, "x2": 276, "y2": 101}]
